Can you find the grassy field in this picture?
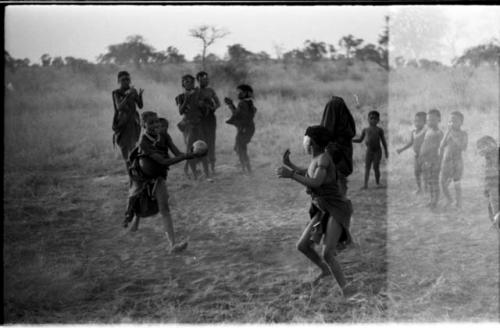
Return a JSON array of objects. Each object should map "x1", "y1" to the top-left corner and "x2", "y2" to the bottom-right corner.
[
  {"x1": 4, "y1": 60, "x2": 498, "y2": 322},
  {"x1": 387, "y1": 65, "x2": 499, "y2": 321}
]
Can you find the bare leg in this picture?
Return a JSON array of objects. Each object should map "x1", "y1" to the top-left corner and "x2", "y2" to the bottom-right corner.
[
  {"x1": 363, "y1": 153, "x2": 372, "y2": 189},
  {"x1": 297, "y1": 218, "x2": 331, "y2": 277},
  {"x1": 415, "y1": 160, "x2": 423, "y2": 193},
  {"x1": 454, "y1": 180, "x2": 462, "y2": 208},
  {"x1": 374, "y1": 158, "x2": 381, "y2": 186},
  {"x1": 155, "y1": 179, "x2": 187, "y2": 253},
  {"x1": 322, "y1": 217, "x2": 347, "y2": 292},
  {"x1": 201, "y1": 156, "x2": 210, "y2": 178},
  {"x1": 441, "y1": 173, "x2": 452, "y2": 206}
]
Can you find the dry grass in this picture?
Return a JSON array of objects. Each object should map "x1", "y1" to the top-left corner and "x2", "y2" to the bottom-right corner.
[
  {"x1": 4, "y1": 61, "x2": 389, "y2": 323},
  {"x1": 387, "y1": 65, "x2": 499, "y2": 321}
]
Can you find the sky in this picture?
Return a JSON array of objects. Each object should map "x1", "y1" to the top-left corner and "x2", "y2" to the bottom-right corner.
[{"x1": 5, "y1": 5, "x2": 500, "y2": 65}]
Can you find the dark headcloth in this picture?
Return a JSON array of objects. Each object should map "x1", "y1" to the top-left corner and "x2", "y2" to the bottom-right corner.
[{"x1": 305, "y1": 125, "x2": 332, "y2": 150}]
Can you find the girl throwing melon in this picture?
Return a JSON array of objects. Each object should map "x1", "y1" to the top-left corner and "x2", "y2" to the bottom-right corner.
[{"x1": 124, "y1": 111, "x2": 206, "y2": 253}]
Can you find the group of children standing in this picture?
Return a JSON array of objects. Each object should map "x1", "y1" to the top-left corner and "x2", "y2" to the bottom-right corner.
[
  {"x1": 111, "y1": 70, "x2": 257, "y2": 253},
  {"x1": 396, "y1": 109, "x2": 468, "y2": 209}
]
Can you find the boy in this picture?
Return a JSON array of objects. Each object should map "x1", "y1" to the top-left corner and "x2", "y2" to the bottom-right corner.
[
  {"x1": 112, "y1": 71, "x2": 144, "y2": 162},
  {"x1": 175, "y1": 75, "x2": 210, "y2": 180},
  {"x1": 125, "y1": 111, "x2": 203, "y2": 253},
  {"x1": 352, "y1": 110, "x2": 388, "y2": 189},
  {"x1": 439, "y1": 111, "x2": 468, "y2": 208},
  {"x1": 397, "y1": 111, "x2": 428, "y2": 194},
  {"x1": 320, "y1": 96, "x2": 356, "y2": 196},
  {"x1": 224, "y1": 84, "x2": 257, "y2": 173},
  {"x1": 277, "y1": 126, "x2": 356, "y2": 298},
  {"x1": 419, "y1": 108, "x2": 444, "y2": 209},
  {"x1": 196, "y1": 71, "x2": 221, "y2": 174},
  {"x1": 477, "y1": 135, "x2": 499, "y2": 226}
]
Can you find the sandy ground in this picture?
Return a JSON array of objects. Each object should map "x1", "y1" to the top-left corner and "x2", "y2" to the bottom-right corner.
[{"x1": 4, "y1": 154, "x2": 388, "y2": 323}]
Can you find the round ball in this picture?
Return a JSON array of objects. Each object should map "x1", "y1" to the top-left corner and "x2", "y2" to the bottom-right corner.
[{"x1": 192, "y1": 140, "x2": 208, "y2": 155}]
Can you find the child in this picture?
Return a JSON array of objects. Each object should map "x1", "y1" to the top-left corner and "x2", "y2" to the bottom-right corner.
[
  {"x1": 196, "y1": 71, "x2": 221, "y2": 174},
  {"x1": 419, "y1": 108, "x2": 444, "y2": 209},
  {"x1": 352, "y1": 110, "x2": 388, "y2": 189},
  {"x1": 439, "y1": 111, "x2": 468, "y2": 208},
  {"x1": 224, "y1": 84, "x2": 257, "y2": 173},
  {"x1": 112, "y1": 71, "x2": 144, "y2": 161},
  {"x1": 125, "y1": 111, "x2": 203, "y2": 253},
  {"x1": 477, "y1": 136, "x2": 499, "y2": 226},
  {"x1": 277, "y1": 125, "x2": 355, "y2": 298},
  {"x1": 397, "y1": 111, "x2": 428, "y2": 194},
  {"x1": 175, "y1": 75, "x2": 210, "y2": 180}
]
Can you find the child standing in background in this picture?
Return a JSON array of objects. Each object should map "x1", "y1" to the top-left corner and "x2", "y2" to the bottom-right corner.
[
  {"x1": 352, "y1": 110, "x2": 388, "y2": 189},
  {"x1": 196, "y1": 71, "x2": 220, "y2": 175},
  {"x1": 419, "y1": 108, "x2": 444, "y2": 209},
  {"x1": 224, "y1": 84, "x2": 257, "y2": 174},
  {"x1": 397, "y1": 111, "x2": 428, "y2": 194},
  {"x1": 439, "y1": 111, "x2": 468, "y2": 209}
]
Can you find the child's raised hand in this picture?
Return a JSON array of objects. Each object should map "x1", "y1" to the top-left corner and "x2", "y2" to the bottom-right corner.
[
  {"x1": 282, "y1": 149, "x2": 292, "y2": 166},
  {"x1": 277, "y1": 166, "x2": 293, "y2": 179},
  {"x1": 139, "y1": 88, "x2": 144, "y2": 96}
]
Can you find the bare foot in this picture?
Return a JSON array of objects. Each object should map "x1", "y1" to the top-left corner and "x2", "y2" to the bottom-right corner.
[
  {"x1": 170, "y1": 241, "x2": 188, "y2": 253},
  {"x1": 312, "y1": 270, "x2": 331, "y2": 285},
  {"x1": 376, "y1": 184, "x2": 385, "y2": 189},
  {"x1": 342, "y1": 283, "x2": 358, "y2": 298},
  {"x1": 130, "y1": 217, "x2": 140, "y2": 232},
  {"x1": 360, "y1": 186, "x2": 368, "y2": 190}
]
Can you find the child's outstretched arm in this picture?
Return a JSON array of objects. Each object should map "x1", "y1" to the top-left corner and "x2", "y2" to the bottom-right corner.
[
  {"x1": 397, "y1": 131, "x2": 414, "y2": 154},
  {"x1": 224, "y1": 97, "x2": 237, "y2": 113},
  {"x1": 278, "y1": 155, "x2": 328, "y2": 188},
  {"x1": 352, "y1": 129, "x2": 366, "y2": 143},
  {"x1": 282, "y1": 149, "x2": 307, "y2": 175},
  {"x1": 149, "y1": 152, "x2": 199, "y2": 167},
  {"x1": 166, "y1": 134, "x2": 183, "y2": 157},
  {"x1": 380, "y1": 128, "x2": 389, "y2": 158}
]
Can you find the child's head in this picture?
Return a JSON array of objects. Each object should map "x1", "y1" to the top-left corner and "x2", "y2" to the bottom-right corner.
[
  {"x1": 368, "y1": 111, "x2": 380, "y2": 126},
  {"x1": 117, "y1": 71, "x2": 131, "y2": 89},
  {"x1": 476, "y1": 135, "x2": 497, "y2": 157},
  {"x1": 427, "y1": 108, "x2": 441, "y2": 128},
  {"x1": 414, "y1": 111, "x2": 427, "y2": 129},
  {"x1": 196, "y1": 71, "x2": 209, "y2": 88},
  {"x1": 182, "y1": 74, "x2": 195, "y2": 91},
  {"x1": 158, "y1": 117, "x2": 169, "y2": 134},
  {"x1": 141, "y1": 111, "x2": 160, "y2": 134},
  {"x1": 449, "y1": 111, "x2": 464, "y2": 130},
  {"x1": 303, "y1": 125, "x2": 332, "y2": 154},
  {"x1": 237, "y1": 84, "x2": 253, "y2": 100}
]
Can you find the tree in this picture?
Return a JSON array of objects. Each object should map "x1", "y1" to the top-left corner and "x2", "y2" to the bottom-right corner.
[
  {"x1": 338, "y1": 35, "x2": 364, "y2": 61},
  {"x1": 41, "y1": 53, "x2": 52, "y2": 67},
  {"x1": 453, "y1": 40, "x2": 500, "y2": 67},
  {"x1": 189, "y1": 25, "x2": 229, "y2": 70},
  {"x1": 328, "y1": 44, "x2": 337, "y2": 60},
  {"x1": 227, "y1": 44, "x2": 253, "y2": 63},
  {"x1": 51, "y1": 56, "x2": 65, "y2": 68},
  {"x1": 98, "y1": 35, "x2": 156, "y2": 68},
  {"x1": 165, "y1": 46, "x2": 186, "y2": 64},
  {"x1": 303, "y1": 40, "x2": 327, "y2": 61}
]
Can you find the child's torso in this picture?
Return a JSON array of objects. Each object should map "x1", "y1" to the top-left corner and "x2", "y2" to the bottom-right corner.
[
  {"x1": 413, "y1": 128, "x2": 427, "y2": 154},
  {"x1": 442, "y1": 130, "x2": 466, "y2": 162},
  {"x1": 420, "y1": 128, "x2": 443, "y2": 162},
  {"x1": 364, "y1": 126, "x2": 382, "y2": 150}
]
